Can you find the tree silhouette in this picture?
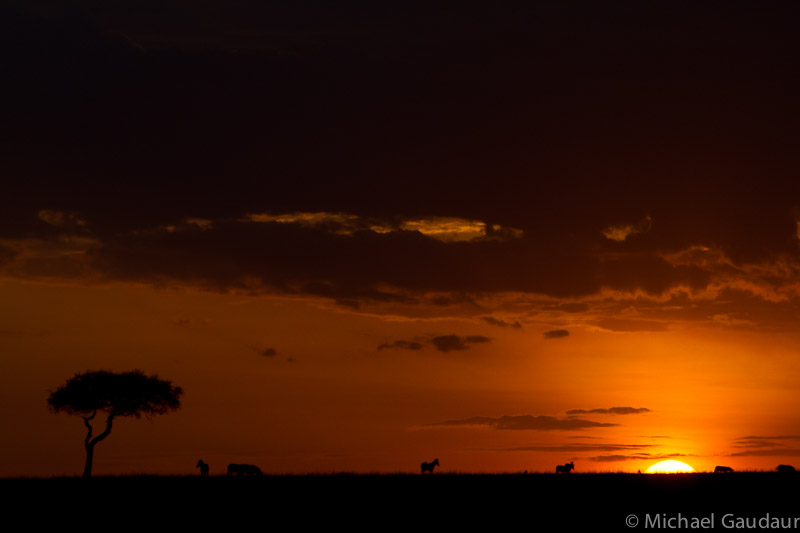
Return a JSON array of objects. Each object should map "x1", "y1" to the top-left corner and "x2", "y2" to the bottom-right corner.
[{"x1": 47, "y1": 369, "x2": 183, "y2": 478}]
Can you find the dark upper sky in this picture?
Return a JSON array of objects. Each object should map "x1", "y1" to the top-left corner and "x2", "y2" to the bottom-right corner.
[{"x1": 4, "y1": 1, "x2": 800, "y2": 312}]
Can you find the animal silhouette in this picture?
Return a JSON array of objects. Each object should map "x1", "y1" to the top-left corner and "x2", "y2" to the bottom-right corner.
[
  {"x1": 714, "y1": 465, "x2": 733, "y2": 473},
  {"x1": 227, "y1": 463, "x2": 263, "y2": 476},
  {"x1": 556, "y1": 461, "x2": 574, "y2": 474},
  {"x1": 777, "y1": 464, "x2": 796, "y2": 473},
  {"x1": 196, "y1": 459, "x2": 209, "y2": 477},
  {"x1": 421, "y1": 458, "x2": 439, "y2": 474}
]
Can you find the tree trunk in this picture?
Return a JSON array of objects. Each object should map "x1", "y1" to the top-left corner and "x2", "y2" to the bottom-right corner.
[
  {"x1": 81, "y1": 411, "x2": 115, "y2": 478},
  {"x1": 83, "y1": 442, "x2": 95, "y2": 479}
]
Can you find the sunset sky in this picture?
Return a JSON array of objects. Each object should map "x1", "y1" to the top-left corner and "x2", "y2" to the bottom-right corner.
[{"x1": 4, "y1": 1, "x2": 800, "y2": 476}]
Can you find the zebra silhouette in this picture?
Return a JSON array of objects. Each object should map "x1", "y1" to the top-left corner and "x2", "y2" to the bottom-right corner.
[
  {"x1": 556, "y1": 462, "x2": 574, "y2": 474},
  {"x1": 421, "y1": 459, "x2": 439, "y2": 474}
]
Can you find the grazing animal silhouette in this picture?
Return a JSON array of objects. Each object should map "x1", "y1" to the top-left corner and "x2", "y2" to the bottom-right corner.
[
  {"x1": 714, "y1": 465, "x2": 734, "y2": 473},
  {"x1": 421, "y1": 458, "x2": 439, "y2": 474},
  {"x1": 196, "y1": 459, "x2": 209, "y2": 477},
  {"x1": 777, "y1": 464, "x2": 796, "y2": 473},
  {"x1": 227, "y1": 463, "x2": 263, "y2": 476},
  {"x1": 556, "y1": 461, "x2": 575, "y2": 474}
]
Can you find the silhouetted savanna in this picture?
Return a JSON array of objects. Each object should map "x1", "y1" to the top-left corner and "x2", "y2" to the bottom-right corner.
[
  {"x1": 227, "y1": 463, "x2": 263, "y2": 476},
  {"x1": 6, "y1": 471, "x2": 799, "y2": 529}
]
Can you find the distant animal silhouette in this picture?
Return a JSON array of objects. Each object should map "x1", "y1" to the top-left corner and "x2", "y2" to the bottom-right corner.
[
  {"x1": 421, "y1": 458, "x2": 439, "y2": 474},
  {"x1": 227, "y1": 463, "x2": 263, "y2": 476},
  {"x1": 196, "y1": 459, "x2": 209, "y2": 477},
  {"x1": 556, "y1": 461, "x2": 575, "y2": 474},
  {"x1": 714, "y1": 466, "x2": 734, "y2": 473},
  {"x1": 777, "y1": 464, "x2": 796, "y2": 473}
]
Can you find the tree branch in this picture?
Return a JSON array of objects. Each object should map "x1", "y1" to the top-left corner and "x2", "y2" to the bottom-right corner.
[
  {"x1": 89, "y1": 411, "x2": 115, "y2": 447},
  {"x1": 82, "y1": 410, "x2": 97, "y2": 447}
]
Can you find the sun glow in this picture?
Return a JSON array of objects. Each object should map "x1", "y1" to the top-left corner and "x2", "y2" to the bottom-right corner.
[{"x1": 646, "y1": 460, "x2": 695, "y2": 473}]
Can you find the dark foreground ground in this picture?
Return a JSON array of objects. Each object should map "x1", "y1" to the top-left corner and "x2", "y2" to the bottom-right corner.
[{"x1": 5, "y1": 473, "x2": 799, "y2": 530}]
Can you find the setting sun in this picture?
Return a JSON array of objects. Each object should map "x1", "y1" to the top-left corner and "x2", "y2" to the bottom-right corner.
[{"x1": 646, "y1": 460, "x2": 695, "y2": 474}]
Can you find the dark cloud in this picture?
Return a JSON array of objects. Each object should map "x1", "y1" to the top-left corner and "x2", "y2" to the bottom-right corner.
[
  {"x1": 377, "y1": 336, "x2": 489, "y2": 352},
  {"x1": 728, "y1": 436, "x2": 800, "y2": 457},
  {"x1": 482, "y1": 316, "x2": 522, "y2": 329},
  {"x1": 567, "y1": 407, "x2": 651, "y2": 416},
  {"x1": 260, "y1": 348, "x2": 278, "y2": 357},
  {"x1": 731, "y1": 435, "x2": 800, "y2": 449},
  {"x1": 427, "y1": 415, "x2": 618, "y2": 431},
  {"x1": 5, "y1": 3, "x2": 800, "y2": 319},
  {"x1": 542, "y1": 303, "x2": 590, "y2": 314},
  {"x1": 738, "y1": 435, "x2": 800, "y2": 441},
  {"x1": 593, "y1": 318, "x2": 670, "y2": 333},
  {"x1": 732, "y1": 440, "x2": 780, "y2": 449},
  {"x1": 543, "y1": 329, "x2": 570, "y2": 339},
  {"x1": 431, "y1": 336, "x2": 466, "y2": 352},
  {"x1": 377, "y1": 340, "x2": 423, "y2": 351},
  {"x1": 505, "y1": 444, "x2": 655, "y2": 452},
  {"x1": 730, "y1": 449, "x2": 800, "y2": 457},
  {"x1": 431, "y1": 334, "x2": 491, "y2": 352},
  {"x1": 588, "y1": 455, "x2": 649, "y2": 463}
]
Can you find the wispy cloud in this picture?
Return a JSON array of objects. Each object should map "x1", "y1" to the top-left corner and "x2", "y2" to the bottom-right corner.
[
  {"x1": 729, "y1": 435, "x2": 800, "y2": 456},
  {"x1": 244, "y1": 212, "x2": 523, "y2": 243},
  {"x1": 431, "y1": 334, "x2": 491, "y2": 352},
  {"x1": 730, "y1": 449, "x2": 800, "y2": 457},
  {"x1": 482, "y1": 316, "x2": 522, "y2": 329},
  {"x1": 602, "y1": 216, "x2": 652, "y2": 242},
  {"x1": 377, "y1": 340, "x2": 423, "y2": 351},
  {"x1": 588, "y1": 452, "x2": 693, "y2": 462},
  {"x1": 504, "y1": 443, "x2": 655, "y2": 452},
  {"x1": 427, "y1": 415, "x2": 618, "y2": 431},
  {"x1": 567, "y1": 407, "x2": 651, "y2": 416}
]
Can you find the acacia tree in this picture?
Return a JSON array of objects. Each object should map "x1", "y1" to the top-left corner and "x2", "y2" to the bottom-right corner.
[{"x1": 47, "y1": 369, "x2": 183, "y2": 478}]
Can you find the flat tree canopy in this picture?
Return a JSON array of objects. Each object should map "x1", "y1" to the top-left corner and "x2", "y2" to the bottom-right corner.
[
  {"x1": 48, "y1": 369, "x2": 182, "y2": 417},
  {"x1": 48, "y1": 369, "x2": 183, "y2": 477}
]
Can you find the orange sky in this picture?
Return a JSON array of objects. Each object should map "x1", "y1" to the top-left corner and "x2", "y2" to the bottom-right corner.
[
  {"x1": 5, "y1": 3, "x2": 800, "y2": 477},
  {"x1": 3, "y1": 276, "x2": 800, "y2": 477}
]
